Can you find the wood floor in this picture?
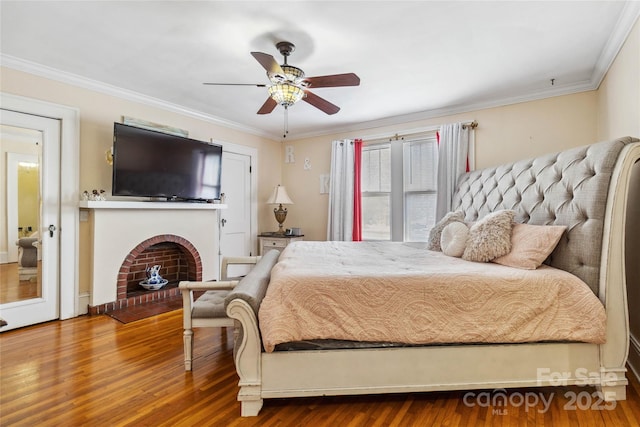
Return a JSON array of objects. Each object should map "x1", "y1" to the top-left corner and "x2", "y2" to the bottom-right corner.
[{"x1": 2, "y1": 310, "x2": 640, "y2": 427}]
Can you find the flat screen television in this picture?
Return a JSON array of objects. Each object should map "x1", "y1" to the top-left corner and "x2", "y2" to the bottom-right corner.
[{"x1": 112, "y1": 122, "x2": 223, "y2": 201}]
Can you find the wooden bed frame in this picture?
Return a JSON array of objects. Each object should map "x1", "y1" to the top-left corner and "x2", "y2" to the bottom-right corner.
[{"x1": 225, "y1": 137, "x2": 640, "y2": 416}]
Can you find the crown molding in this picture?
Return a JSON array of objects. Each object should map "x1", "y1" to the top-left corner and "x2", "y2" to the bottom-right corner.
[
  {"x1": 0, "y1": 54, "x2": 276, "y2": 141},
  {"x1": 591, "y1": 1, "x2": 640, "y2": 88},
  {"x1": 291, "y1": 79, "x2": 597, "y2": 140},
  {"x1": 2, "y1": 2, "x2": 637, "y2": 142},
  {"x1": 0, "y1": 50, "x2": 610, "y2": 142}
]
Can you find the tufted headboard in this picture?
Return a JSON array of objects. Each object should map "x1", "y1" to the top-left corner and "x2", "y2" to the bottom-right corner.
[{"x1": 452, "y1": 136, "x2": 638, "y2": 295}]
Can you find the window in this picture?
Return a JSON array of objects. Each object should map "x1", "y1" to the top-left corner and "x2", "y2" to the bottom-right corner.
[
  {"x1": 361, "y1": 133, "x2": 438, "y2": 241},
  {"x1": 403, "y1": 138, "x2": 438, "y2": 241},
  {"x1": 361, "y1": 143, "x2": 391, "y2": 240}
]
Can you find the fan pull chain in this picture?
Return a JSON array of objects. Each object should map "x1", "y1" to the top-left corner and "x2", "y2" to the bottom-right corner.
[{"x1": 283, "y1": 106, "x2": 289, "y2": 138}]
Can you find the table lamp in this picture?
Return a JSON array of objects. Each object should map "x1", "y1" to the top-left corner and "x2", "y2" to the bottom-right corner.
[{"x1": 267, "y1": 185, "x2": 294, "y2": 234}]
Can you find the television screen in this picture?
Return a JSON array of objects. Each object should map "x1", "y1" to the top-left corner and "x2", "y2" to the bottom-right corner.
[{"x1": 112, "y1": 123, "x2": 222, "y2": 201}]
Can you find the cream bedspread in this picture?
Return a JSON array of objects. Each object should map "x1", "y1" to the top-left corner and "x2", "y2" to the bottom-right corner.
[{"x1": 258, "y1": 241, "x2": 606, "y2": 353}]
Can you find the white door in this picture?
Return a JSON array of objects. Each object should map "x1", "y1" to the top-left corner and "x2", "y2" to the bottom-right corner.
[
  {"x1": 220, "y1": 151, "x2": 253, "y2": 277},
  {"x1": 0, "y1": 110, "x2": 60, "y2": 330}
]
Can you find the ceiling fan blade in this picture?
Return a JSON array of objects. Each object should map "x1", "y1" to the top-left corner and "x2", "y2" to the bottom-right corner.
[
  {"x1": 303, "y1": 73, "x2": 360, "y2": 88},
  {"x1": 257, "y1": 97, "x2": 278, "y2": 115},
  {"x1": 303, "y1": 90, "x2": 340, "y2": 115},
  {"x1": 203, "y1": 82, "x2": 267, "y2": 87},
  {"x1": 251, "y1": 52, "x2": 284, "y2": 76}
]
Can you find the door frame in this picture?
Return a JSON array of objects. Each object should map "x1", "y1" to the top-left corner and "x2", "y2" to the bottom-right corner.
[
  {"x1": 218, "y1": 139, "x2": 258, "y2": 258},
  {"x1": 1, "y1": 92, "x2": 80, "y2": 319}
]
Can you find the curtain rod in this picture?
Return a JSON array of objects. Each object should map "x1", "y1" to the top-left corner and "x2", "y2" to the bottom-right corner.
[
  {"x1": 381, "y1": 120, "x2": 479, "y2": 142},
  {"x1": 462, "y1": 120, "x2": 478, "y2": 130}
]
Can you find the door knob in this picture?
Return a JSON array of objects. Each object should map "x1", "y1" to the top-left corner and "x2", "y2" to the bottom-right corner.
[
  {"x1": 221, "y1": 218, "x2": 227, "y2": 227},
  {"x1": 48, "y1": 224, "x2": 56, "y2": 237}
]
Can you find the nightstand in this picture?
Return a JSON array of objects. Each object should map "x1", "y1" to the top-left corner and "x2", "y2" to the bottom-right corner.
[{"x1": 258, "y1": 233, "x2": 304, "y2": 256}]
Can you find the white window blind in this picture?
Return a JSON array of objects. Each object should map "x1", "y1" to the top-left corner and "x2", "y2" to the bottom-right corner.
[
  {"x1": 403, "y1": 138, "x2": 437, "y2": 241},
  {"x1": 361, "y1": 143, "x2": 391, "y2": 240}
]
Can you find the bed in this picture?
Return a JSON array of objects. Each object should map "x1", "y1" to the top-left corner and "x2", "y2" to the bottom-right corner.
[{"x1": 225, "y1": 136, "x2": 640, "y2": 416}]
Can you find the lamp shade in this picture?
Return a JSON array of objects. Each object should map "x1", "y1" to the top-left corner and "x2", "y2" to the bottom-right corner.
[
  {"x1": 267, "y1": 185, "x2": 294, "y2": 205},
  {"x1": 268, "y1": 84, "x2": 305, "y2": 107}
]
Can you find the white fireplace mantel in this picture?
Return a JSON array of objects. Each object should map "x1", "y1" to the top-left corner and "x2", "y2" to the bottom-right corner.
[
  {"x1": 81, "y1": 201, "x2": 227, "y2": 306},
  {"x1": 79, "y1": 200, "x2": 228, "y2": 210}
]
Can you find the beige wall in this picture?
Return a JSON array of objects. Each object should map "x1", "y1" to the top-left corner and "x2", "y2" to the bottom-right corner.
[
  {"x1": 597, "y1": 17, "x2": 640, "y2": 141},
  {"x1": 597, "y1": 16, "x2": 640, "y2": 379},
  {"x1": 283, "y1": 91, "x2": 599, "y2": 241},
  {"x1": 1, "y1": 67, "x2": 282, "y2": 293}
]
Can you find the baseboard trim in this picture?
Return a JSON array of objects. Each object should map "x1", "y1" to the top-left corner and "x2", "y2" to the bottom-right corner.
[
  {"x1": 0, "y1": 252, "x2": 8, "y2": 264},
  {"x1": 78, "y1": 292, "x2": 90, "y2": 315},
  {"x1": 628, "y1": 333, "x2": 640, "y2": 382}
]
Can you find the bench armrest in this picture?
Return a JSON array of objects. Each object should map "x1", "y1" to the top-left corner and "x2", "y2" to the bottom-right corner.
[{"x1": 221, "y1": 256, "x2": 261, "y2": 280}]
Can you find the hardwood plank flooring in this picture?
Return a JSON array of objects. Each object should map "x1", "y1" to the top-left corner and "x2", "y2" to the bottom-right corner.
[{"x1": 1, "y1": 310, "x2": 639, "y2": 426}]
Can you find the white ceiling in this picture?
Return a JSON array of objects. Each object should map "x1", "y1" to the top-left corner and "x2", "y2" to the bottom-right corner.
[{"x1": 1, "y1": 1, "x2": 638, "y2": 140}]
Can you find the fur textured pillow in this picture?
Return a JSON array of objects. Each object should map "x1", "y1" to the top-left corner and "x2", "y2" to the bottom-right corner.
[
  {"x1": 492, "y1": 223, "x2": 566, "y2": 269},
  {"x1": 440, "y1": 222, "x2": 469, "y2": 257},
  {"x1": 427, "y1": 211, "x2": 465, "y2": 251},
  {"x1": 462, "y1": 210, "x2": 515, "y2": 262}
]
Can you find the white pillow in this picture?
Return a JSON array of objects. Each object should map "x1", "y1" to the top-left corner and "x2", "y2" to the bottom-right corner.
[
  {"x1": 427, "y1": 211, "x2": 465, "y2": 251},
  {"x1": 440, "y1": 222, "x2": 469, "y2": 257}
]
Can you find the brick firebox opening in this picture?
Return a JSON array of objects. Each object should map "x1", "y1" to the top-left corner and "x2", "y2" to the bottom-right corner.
[{"x1": 89, "y1": 234, "x2": 202, "y2": 314}]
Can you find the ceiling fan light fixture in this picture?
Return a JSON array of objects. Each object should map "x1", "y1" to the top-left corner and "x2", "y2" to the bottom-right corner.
[
  {"x1": 268, "y1": 65, "x2": 305, "y2": 85},
  {"x1": 208, "y1": 41, "x2": 359, "y2": 119},
  {"x1": 268, "y1": 83, "x2": 304, "y2": 107},
  {"x1": 281, "y1": 65, "x2": 305, "y2": 82}
]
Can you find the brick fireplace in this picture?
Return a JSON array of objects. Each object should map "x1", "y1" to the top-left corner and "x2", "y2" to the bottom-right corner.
[
  {"x1": 81, "y1": 201, "x2": 224, "y2": 314},
  {"x1": 88, "y1": 234, "x2": 203, "y2": 314}
]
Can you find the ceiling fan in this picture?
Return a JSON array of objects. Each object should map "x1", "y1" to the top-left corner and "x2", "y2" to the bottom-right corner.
[{"x1": 204, "y1": 41, "x2": 360, "y2": 116}]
